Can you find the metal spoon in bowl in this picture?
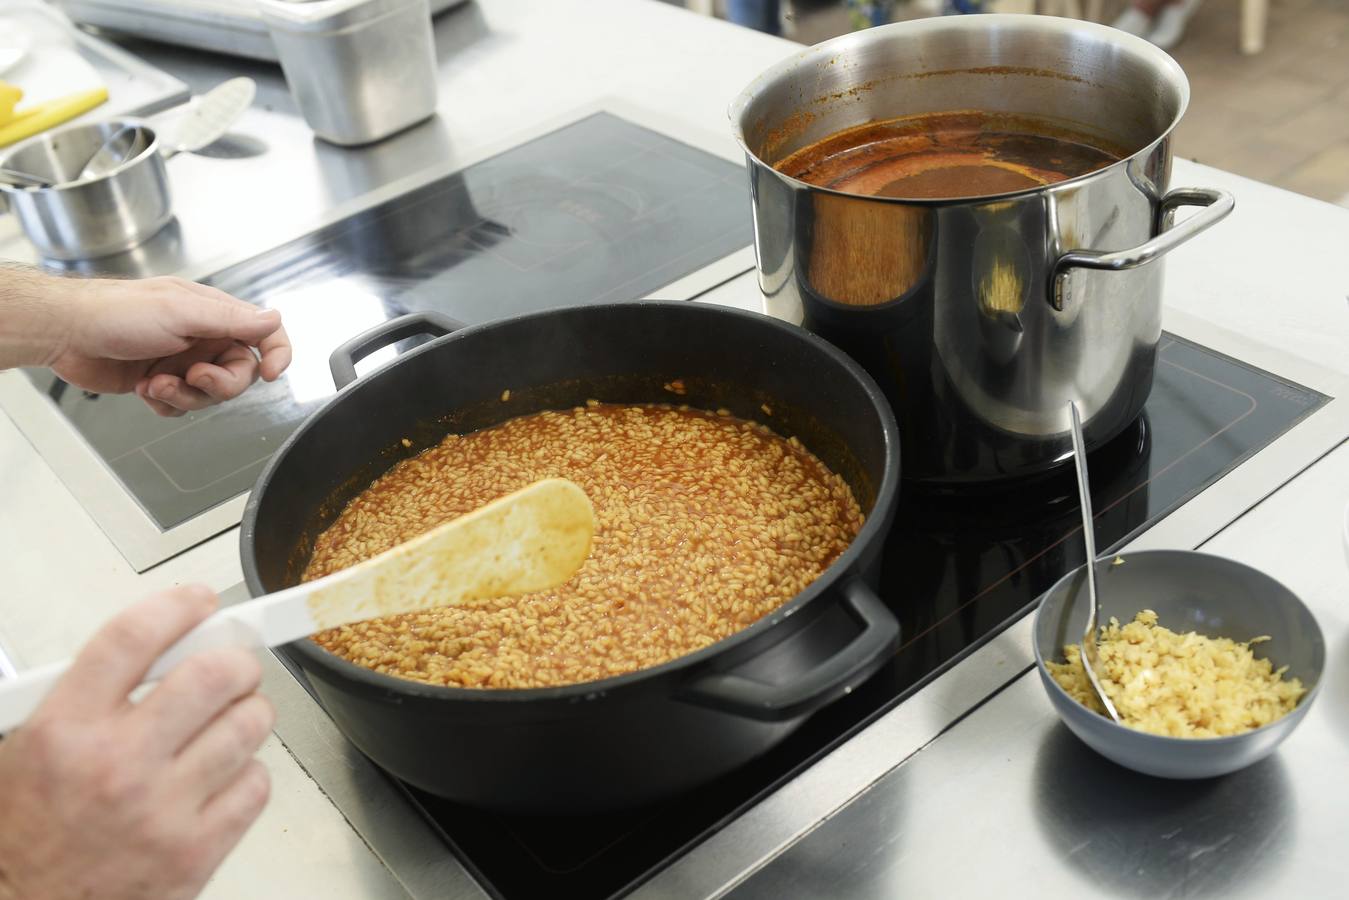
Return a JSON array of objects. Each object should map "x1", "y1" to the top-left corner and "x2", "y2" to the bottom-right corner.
[
  {"x1": 74, "y1": 124, "x2": 145, "y2": 183},
  {"x1": 0, "y1": 477, "x2": 595, "y2": 733},
  {"x1": 0, "y1": 166, "x2": 49, "y2": 189},
  {"x1": 1068, "y1": 401, "x2": 1122, "y2": 724}
]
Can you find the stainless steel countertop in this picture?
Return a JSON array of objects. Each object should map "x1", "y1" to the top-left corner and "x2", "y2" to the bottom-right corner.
[
  {"x1": 2, "y1": 3, "x2": 1348, "y2": 898},
  {"x1": 733, "y1": 675, "x2": 1333, "y2": 899},
  {"x1": 1, "y1": 4, "x2": 517, "y2": 274},
  {"x1": 731, "y1": 442, "x2": 1349, "y2": 898}
]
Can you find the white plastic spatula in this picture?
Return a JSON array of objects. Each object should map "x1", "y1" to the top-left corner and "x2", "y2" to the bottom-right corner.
[
  {"x1": 158, "y1": 77, "x2": 256, "y2": 159},
  {"x1": 0, "y1": 478, "x2": 595, "y2": 733}
]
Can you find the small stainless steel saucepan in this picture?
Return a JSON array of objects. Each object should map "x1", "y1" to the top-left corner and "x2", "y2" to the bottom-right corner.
[
  {"x1": 0, "y1": 79, "x2": 255, "y2": 261},
  {"x1": 0, "y1": 117, "x2": 172, "y2": 261}
]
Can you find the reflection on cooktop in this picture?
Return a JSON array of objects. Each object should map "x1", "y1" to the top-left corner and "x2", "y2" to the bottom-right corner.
[
  {"x1": 390, "y1": 334, "x2": 1326, "y2": 900},
  {"x1": 25, "y1": 112, "x2": 752, "y2": 530}
]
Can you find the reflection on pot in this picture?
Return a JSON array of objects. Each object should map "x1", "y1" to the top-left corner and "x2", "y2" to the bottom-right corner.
[
  {"x1": 801, "y1": 190, "x2": 934, "y2": 308},
  {"x1": 935, "y1": 201, "x2": 1036, "y2": 421}
]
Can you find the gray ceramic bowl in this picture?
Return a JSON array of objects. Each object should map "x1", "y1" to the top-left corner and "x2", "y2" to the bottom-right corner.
[{"x1": 1033, "y1": 549, "x2": 1324, "y2": 779}]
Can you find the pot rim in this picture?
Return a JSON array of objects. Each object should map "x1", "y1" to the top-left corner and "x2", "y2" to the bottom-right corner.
[
  {"x1": 241, "y1": 300, "x2": 902, "y2": 706},
  {"x1": 727, "y1": 14, "x2": 1191, "y2": 207},
  {"x1": 0, "y1": 117, "x2": 162, "y2": 196}
]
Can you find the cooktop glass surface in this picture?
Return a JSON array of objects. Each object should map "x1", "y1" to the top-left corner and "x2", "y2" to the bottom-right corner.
[
  {"x1": 24, "y1": 112, "x2": 752, "y2": 531},
  {"x1": 384, "y1": 335, "x2": 1325, "y2": 899}
]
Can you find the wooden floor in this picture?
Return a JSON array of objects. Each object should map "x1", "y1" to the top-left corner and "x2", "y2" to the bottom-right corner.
[{"x1": 783, "y1": 0, "x2": 1349, "y2": 206}]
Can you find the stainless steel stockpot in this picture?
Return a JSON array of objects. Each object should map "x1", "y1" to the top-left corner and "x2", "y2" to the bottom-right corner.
[
  {"x1": 0, "y1": 118, "x2": 172, "y2": 261},
  {"x1": 730, "y1": 15, "x2": 1233, "y2": 485}
]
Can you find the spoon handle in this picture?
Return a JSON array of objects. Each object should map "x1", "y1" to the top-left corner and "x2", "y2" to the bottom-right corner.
[
  {"x1": 1069, "y1": 401, "x2": 1122, "y2": 724},
  {"x1": 1069, "y1": 402, "x2": 1099, "y2": 619},
  {"x1": 0, "y1": 596, "x2": 309, "y2": 735}
]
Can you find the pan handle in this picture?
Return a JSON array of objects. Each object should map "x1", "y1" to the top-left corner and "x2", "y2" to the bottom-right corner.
[
  {"x1": 1050, "y1": 187, "x2": 1234, "y2": 311},
  {"x1": 678, "y1": 578, "x2": 899, "y2": 722},
  {"x1": 329, "y1": 311, "x2": 464, "y2": 390}
]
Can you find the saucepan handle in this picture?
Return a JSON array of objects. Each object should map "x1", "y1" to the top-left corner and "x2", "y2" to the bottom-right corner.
[
  {"x1": 1050, "y1": 187, "x2": 1235, "y2": 311},
  {"x1": 679, "y1": 578, "x2": 899, "y2": 722},
  {"x1": 329, "y1": 311, "x2": 464, "y2": 390}
]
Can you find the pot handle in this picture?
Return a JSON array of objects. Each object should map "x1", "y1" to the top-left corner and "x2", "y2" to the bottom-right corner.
[
  {"x1": 329, "y1": 311, "x2": 464, "y2": 390},
  {"x1": 1050, "y1": 187, "x2": 1234, "y2": 311},
  {"x1": 678, "y1": 578, "x2": 899, "y2": 722}
]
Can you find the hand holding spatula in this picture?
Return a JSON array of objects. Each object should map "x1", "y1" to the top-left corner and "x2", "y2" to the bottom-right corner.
[{"x1": 0, "y1": 478, "x2": 595, "y2": 733}]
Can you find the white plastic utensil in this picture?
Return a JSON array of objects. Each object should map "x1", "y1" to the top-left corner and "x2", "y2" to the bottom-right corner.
[
  {"x1": 158, "y1": 76, "x2": 255, "y2": 158},
  {"x1": 1068, "y1": 401, "x2": 1122, "y2": 725},
  {"x1": 0, "y1": 478, "x2": 594, "y2": 733},
  {"x1": 29, "y1": 77, "x2": 255, "y2": 188}
]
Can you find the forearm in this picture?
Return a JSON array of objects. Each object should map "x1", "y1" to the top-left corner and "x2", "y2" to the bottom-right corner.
[{"x1": 0, "y1": 265, "x2": 75, "y2": 370}]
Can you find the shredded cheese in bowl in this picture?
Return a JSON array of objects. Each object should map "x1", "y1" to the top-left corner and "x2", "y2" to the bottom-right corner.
[{"x1": 1046, "y1": 610, "x2": 1306, "y2": 738}]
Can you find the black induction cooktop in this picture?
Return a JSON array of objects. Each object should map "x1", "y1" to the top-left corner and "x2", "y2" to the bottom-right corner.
[
  {"x1": 24, "y1": 112, "x2": 753, "y2": 531},
  {"x1": 21, "y1": 104, "x2": 1328, "y2": 896},
  {"x1": 382, "y1": 334, "x2": 1324, "y2": 899}
]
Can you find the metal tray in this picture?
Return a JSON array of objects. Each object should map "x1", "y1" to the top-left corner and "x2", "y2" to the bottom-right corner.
[
  {"x1": 56, "y1": 0, "x2": 469, "y2": 63},
  {"x1": 74, "y1": 26, "x2": 190, "y2": 119}
]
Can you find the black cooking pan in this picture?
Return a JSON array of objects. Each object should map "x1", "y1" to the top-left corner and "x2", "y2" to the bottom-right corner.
[{"x1": 240, "y1": 301, "x2": 901, "y2": 814}]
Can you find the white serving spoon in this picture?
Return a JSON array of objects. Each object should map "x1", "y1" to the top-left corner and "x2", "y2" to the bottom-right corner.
[
  {"x1": 0, "y1": 478, "x2": 594, "y2": 733},
  {"x1": 158, "y1": 77, "x2": 255, "y2": 159}
]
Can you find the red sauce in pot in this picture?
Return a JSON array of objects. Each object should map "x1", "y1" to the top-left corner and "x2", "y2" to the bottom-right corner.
[{"x1": 775, "y1": 110, "x2": 1123, "y2": 200}]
